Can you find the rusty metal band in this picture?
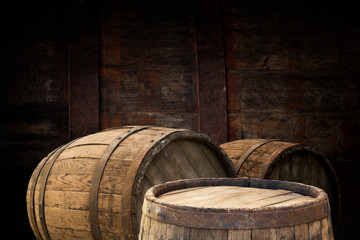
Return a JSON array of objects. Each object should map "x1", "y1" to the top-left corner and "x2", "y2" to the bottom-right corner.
[
  {"x1": 89, "y1": 126, "x2": 149, "y2": 240},
  {"x1": 27, "y1": 146, "x2": 61, "y2": 240},
  {"x1": 120, "y1": 129, "x2": 187, "y2": 240},
  {"x1": 143, "y1": 178, "x2": 330, "y2": 229},
  {"x1": 235, "y1": 139, "x2": 280, "y2": 175},
  {"x1": 144, "y1": 198, "x2": 330, "y2": 229},
  {"x1": 38, "y1": 139, "x2": 79, "y2": 240},
  {"x1": 100, "y1": 125, "x2": 149, "y2": 132}
]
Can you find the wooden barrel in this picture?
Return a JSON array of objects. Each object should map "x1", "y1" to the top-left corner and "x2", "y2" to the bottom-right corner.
[
  {"x1": 26, "y1": 126, "x2": 236, "y2": 240},
  {"x1": 140, "y1": 178, "x2": 334, "y2": 240},
  {"x1": 220, "y1": 139, "x2": 339, "y2": 223}
]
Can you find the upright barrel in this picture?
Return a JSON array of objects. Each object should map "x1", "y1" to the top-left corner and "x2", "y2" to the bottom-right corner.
[
  {"x1": 26, "y1": 126, "x2": 235, "y2": 240},
  {"x1": 220, "y1": 139, "x2": 339, "y2": 223},
  {"x1": 140, "y1": 178, "x2": 333, "y2": 240}
]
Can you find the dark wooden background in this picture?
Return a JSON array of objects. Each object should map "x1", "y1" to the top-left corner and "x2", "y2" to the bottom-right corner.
[{"x1": 1, "y1": 0, "x2": 359, "y2": 238}]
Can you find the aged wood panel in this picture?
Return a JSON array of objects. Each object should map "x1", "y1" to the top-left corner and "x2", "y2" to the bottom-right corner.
[
  {"x1": 98, "y1": 1, "x2": 230, "y2": 144},
  {"x1": 222, "y1": 11, "x2": 351, "y2": 72},
  {"x1": 189, "y1": 228, "x2": 228, "y2": 239},
  {"x1": 165, "y1": 223, "x2": 190, "y2": 240},
  {"x1": 69, "y1": 0, "x2": 99, "y2": 139},
  {"x1": 1, "y1": 3, "x2": 70, "y2": 168},
  {"x1": 99, "y1": 6, "x2": 199, "y2": 131},
  {"x1": 227, "y1": 110, "x2": 351, "y2": 160},
  {"x1": 276, "y1": 226, "x2": 294, "y2": 240},
  {"x1": 228, "y1": 229, "x2": 251, "y2": 240},
  {"x1": 309, "y1": 220, "x2": 322, "y2": 240},
  {"x1": 193, "y1": 0, "x2": 227, "y2": 143},
  {"x1": 222, "y1": 1, "x2": 360, "y2": 177},
  {"x1": 1, "y1": 2, "x2": 70, "y2": 239},
  {"x1": 295, "y1": 223, "x2": 309, "y2": 239},
  {"x1": 251, "y1": 229, "x2": 276, "y2": 240}
]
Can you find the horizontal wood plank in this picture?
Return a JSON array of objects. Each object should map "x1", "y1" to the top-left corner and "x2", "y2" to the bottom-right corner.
[{"x1": 158, "y1": 186, "x2": 312, "y2": 209}]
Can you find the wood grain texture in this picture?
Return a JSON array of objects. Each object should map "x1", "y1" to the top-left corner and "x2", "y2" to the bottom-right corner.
[
  {"x1": 158, "y1": 186, "x2": 311, "y2": 209},
  {"x1": 69, "y1": 0, "x2": 99, "y2": 139},
  {"x1": 193, "y1": 0, "x2": 227, "y2": 143},
  {"x1": 228, "y1": 229, "x2": 251, "y2": 240},
  {"x1": 26, "y1": 126, "x2": 234, "y2": 240},
  {"x1": 295, "y1": 223, "x2": 309, "y2": 239},
  {"x1": 99, "y1": 4, "x2": 199, "y2": 132},
  {"x1": 224, "y1": 20, "x2": 360, "y2": 158}
]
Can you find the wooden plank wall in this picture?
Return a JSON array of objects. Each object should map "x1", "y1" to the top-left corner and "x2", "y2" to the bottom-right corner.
[
  {"x1": 223, "y1": 1, "x2": 360, "y2": 159},
  {"x1": 69, "y1": 0, "x2": 100, "y2": 139},
  {"x1": 1, "y1": 0, "x2": 359, "y2": 239},
  {"x1": 99, "y1": 0, "x2": 227, "y2": 142},
  {"x1": 99, "y1": 1, "x2": 200, "y2": 132},
  {"x1": 222, "y1": 1, "x2": 360, "y2": 239},
  {"x1": 1, "y1": 1, "x2": 70, "y2": 239}
]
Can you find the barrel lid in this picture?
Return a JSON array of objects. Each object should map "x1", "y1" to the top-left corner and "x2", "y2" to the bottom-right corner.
[{"x1": 143, "y1": 178, "x2": 330, "y2": 229}]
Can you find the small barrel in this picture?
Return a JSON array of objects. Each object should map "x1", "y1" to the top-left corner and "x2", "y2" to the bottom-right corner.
[
  {"x1": 220, "y1": 139, "x2": 339, "y2": 223},
  {"x1": 26, "y1": 126, "x2": 235, "y2": 240},
  {"x1": 140, "y1": 178, "x2": 334, "y2": 240}
]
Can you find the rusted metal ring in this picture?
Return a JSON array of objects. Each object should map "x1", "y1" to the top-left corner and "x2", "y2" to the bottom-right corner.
[
  {"x1": 89, "y1": 126, "x2": 149, "y2": 240},
  {"x1": 235, "y1": 139, "x2": 280, "y2": 175},
  {"x1": 143, "y1": 178, "x2": 330, "y2": 230},
  {"x1": 37, "y1": 138, "x2": 80, "y2": 240},
  {"x1": 27, "y1": 146, "x2": 61, "y2": 240}
]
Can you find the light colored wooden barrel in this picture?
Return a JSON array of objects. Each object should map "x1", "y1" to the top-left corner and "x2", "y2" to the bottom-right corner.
[
  {"x1": 26, "y1": 126, "x2": 236, "y2": 240},
  {"x1": 140, "y1": 178, "x2": 333, "y2": 240},
  {"x1": 220, "y1": 139, "x2": 340, "y2": 223}
]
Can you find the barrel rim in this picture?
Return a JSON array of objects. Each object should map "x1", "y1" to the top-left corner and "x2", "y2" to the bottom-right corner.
[{"x1": 143, "y1": 177, "x2": 330, "y2": 229}]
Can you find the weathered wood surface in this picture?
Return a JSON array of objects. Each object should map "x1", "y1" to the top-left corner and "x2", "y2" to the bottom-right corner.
[
  {"x1": 140, "y1": 178, "x2": 333, "y2": 240},
  {"x1": 220, "y1": 139, "x2": 340, "y2": 224},
  {"x1": 98, "y1": 1, "x2": 230, "y2": 143},
  {"x1": 69, "y1": 0, "x2": 99, "y2": 139},
  {"x1": 193, "y1": 0, "x2": 227, "y2": 143},
  {"x1": 158, "y1": 186, "x2": 312, "y2": 208},
  {"x1": 99, "y1": 4, "x2": 198, "y2": 132},
  {"x1": 223, "y1": 4, "x2": 360, "y2": 162},
  {"x1": 26, "y1": 126, "x2": 235, "y2": 240}
]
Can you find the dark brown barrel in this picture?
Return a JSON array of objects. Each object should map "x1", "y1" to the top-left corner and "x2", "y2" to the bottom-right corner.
[
  {"x1": 140, "y1": 178, "x2": 334, "y2": 240},
  {"x1": 220, "y1": 139, "x2": 340, "y2": 224},
  {"x1": 26, "y1": 126, "x2": 235, "y2": 240}
]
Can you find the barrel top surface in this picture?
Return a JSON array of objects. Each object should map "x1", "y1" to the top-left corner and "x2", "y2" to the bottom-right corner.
[
  {"x1": 143, "y1": 178, "x2": 330, "y2": 229},
  {"x1": 158, "y1": 186, "x2": 313, "y2": 210}
]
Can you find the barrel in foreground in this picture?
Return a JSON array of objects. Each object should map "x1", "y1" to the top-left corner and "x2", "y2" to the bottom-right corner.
[{"x1": 140, "y1": 178, "x2": 333, "y2": 240}]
